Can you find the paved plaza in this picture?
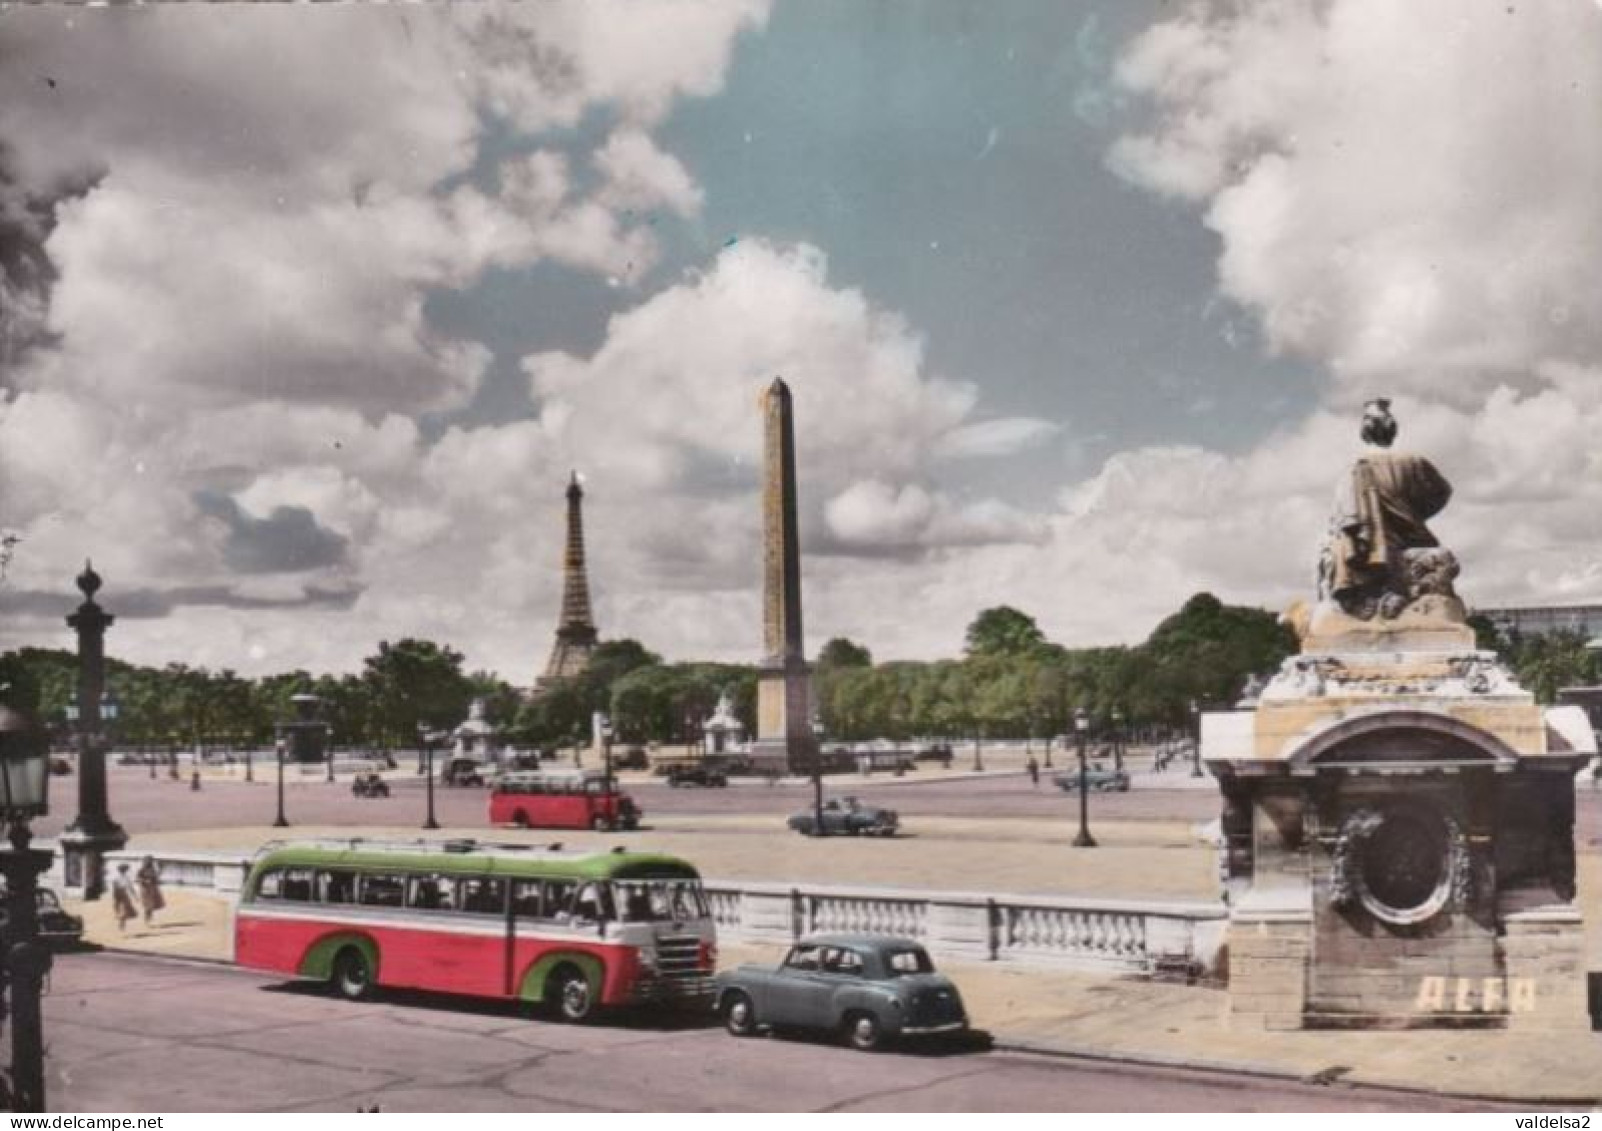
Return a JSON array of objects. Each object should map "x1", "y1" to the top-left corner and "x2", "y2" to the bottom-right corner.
[{"x1": 35, "y1": 760, "x2": 1602, "y2": 1108}]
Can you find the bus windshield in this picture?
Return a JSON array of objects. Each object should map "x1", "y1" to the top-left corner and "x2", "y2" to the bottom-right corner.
[{"x1": 612, "y1": 879, "x2": 708, "y2": 923}]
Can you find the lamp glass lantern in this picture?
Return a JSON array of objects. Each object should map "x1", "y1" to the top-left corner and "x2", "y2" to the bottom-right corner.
[
  {"x1": 101, "y1": 688, "x2": 120, "y2": 723},
  {"x1": 0, "y1": 705, "x2": 51, "y2": 819},
  {"x1": 1074, "y1": 707, "x2": 1089, "y2": 734}
]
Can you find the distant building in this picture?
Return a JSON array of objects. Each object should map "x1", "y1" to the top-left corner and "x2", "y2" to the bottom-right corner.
[
  {"x1": 1474, "y1": 603, "x2": 1602, "y2": 641},
  {"x1": 534, "y1": 472, "x2": 599, "y2": 695}
]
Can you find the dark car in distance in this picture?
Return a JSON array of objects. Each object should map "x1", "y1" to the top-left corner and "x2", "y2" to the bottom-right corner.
[
  {"x1": 786, "y1": 797, "x2": 898, "y2": 837},
  {"x1": 0, "y1": 885, "x2": 85, "y2": 949},
  {"x1": 716, "y1": 934, "x2": 968, "y2": 1051},
  {"x1": 1052, "y1": 762, "x2": 1130, "y2": 793},
  {"x1": 350, "y1": 773, "x2": 390, "y2": 799},
  {"x1": 666, "y1": 763, "x2": 729, "y2": 788}
]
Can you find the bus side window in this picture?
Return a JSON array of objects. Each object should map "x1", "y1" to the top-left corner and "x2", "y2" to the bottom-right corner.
[
  {"x1": 280, "y1": 869, "x2": 314, "y2": 902},
  {"x1": 543, "y1": 880, "x2": 577, "y2": 920},
  {"x1": 572, "y1": 882, "x2": 613, "y2": 923},
  {"x1": 318, "y1": 870, "x2": 357, "y2": 905},
  {"x1": 408, "y1": 874, "x2": 452, "y2": 911},
  {"x1": 358, "y1": 873, "x2": 405, "y2": 908},
  {"x1": 511, "y1": 881, "x2": 542, "y2": 918},
  {"x1": 459, "y1": 878, "x2": 506, "y2": 915},
  {"x1": 255, "y1": 869, "x2": 284, "y2": 900}
]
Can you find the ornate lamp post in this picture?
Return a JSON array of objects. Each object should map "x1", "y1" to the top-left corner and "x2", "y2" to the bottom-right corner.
[
  {"x1": 272, "y1": 740, "x2": 289, "y2": 828},
  {"x1": 1189, "y1": 699, "x2": 1204, "y2": 778},
  {"x1": 1072, "y1": 707, "x2": 1096, "y2": 848},
  {"x1": 0, "y1": 699, "x2": 57, "y2": 1112},
  {"x1": 61, "y1": 562, "x2": 127, "y2": 900},
  {"x1": 418, "y1": 725, "x2": 440, "y2": 831},
  {"x1": 597, "y1": 713, "x2": 615, "y2": 796},
  {"x1": 1111, "y1": 706, "x2": 1124, "y2": 774},
  {"x1": 810, "y1": 716, "x2": 826, "y2": 835}
]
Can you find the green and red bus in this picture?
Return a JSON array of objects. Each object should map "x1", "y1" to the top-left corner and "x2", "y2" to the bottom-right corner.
[
  {"x1": 235, "y1": 839, "x2": 715, "y2": 1022},
  {"x1": 488, "y1": 770, "x2": 641, "y2": 832}
]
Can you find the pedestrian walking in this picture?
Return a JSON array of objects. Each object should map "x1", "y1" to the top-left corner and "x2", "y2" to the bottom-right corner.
[
  {"x1": 136, "y1": 855, "x2": 165, "y2": 926},
  {"x1": 1026, "y1": 755, "x2": 1040, "y2": 787},
  {"x1": 110, "y1": 864, "x2": 138, "y2": 932}
]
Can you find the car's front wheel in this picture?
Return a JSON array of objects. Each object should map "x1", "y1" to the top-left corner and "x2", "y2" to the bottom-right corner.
[
  {"x1": 723, "y1": 991, "x2": 758, "y2": 1037},
  {"x1": 844, "y1": 1010, "x2": 885, "y2": 1052},
  {"x1": 331, "y1": 947, "x2": 373, "y2": 1001},
  {"x1": 551, "y1": 967, "x2": 596, "y2": 1023}
]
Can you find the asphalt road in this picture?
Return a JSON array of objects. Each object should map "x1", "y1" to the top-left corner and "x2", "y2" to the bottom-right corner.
[
  {"x1": 30, "y1": 764, "x2": 1229, "y2": 838},
  {"x1": 43, "y1": 951, "x2": 1521, "y2": 1113}
]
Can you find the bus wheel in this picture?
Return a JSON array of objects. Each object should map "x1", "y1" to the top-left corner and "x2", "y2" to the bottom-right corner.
[
  {"x1": 722, "y1": 991, "x2": 758, "y2": 1037},
  {"x1": 590, "y1": 815, "x2": 611, "y2": 832},
  {"x1": 332, "y1": 947, "x2": 373, "y2": 1001},
  {"x1": 512, "y1": 810, "x2": 529, "y2": 829},
  {"x1": 551, "y1": 967, "x2": 596, "y2": 1023}
]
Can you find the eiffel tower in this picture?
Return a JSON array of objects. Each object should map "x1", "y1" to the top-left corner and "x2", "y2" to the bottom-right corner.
[{"x1": 534, "y1": 472, "x2": 598, "y2": 694}]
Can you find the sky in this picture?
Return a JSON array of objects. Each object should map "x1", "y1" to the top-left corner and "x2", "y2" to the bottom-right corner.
[{"x1": 3, "y1": 0, "x2": 1602, "y2": 682}]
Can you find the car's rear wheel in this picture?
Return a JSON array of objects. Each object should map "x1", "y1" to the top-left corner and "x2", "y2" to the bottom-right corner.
[
  {"x1": 722, "y1": 991, "x2": 758, "y2": 1037},
  {"x1": 844, "y1": 1010, "x2": 884, "y2": 1052},
  {"x1": 590, "y1": 814, "x2": 611, "y2": 832},
  {"x1": 512, "y1": 810, "x2": 529, "y2": 829},
  {"x1": 332, "y1": 947, "x2": 372, "y2": 1001}
]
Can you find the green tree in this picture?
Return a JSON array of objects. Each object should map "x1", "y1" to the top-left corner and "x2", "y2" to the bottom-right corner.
[
  {"x1": 964, "y1": 606, "x2": 1046, "y2": 658},
  {"x1": 817, "y1": 637, "x2": 873, "y2": 670},
  {"x1": 362, "y1": 638, "x2": 474, "y2": 745}
]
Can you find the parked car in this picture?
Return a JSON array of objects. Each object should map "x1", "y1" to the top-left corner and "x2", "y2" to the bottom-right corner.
[
  {"x1": 1052, "y1": 762, "x2": 1130, "y2": 793},
  {"x1": 441, "y1": 757, "x2": 485, "y2": 787},
  {"x1": 913, "y1": 742, "x2": 954, "y2": 768},
  {"x1": 666, "y1": 763, "x2": 729, "y2": 788},
  {"x1": 0, "y1": 884, "x2": 85, "y2": 949},
  {"x1": 613, "y1": 745, "x2": 649, "y2": 771},
  {"x1": 351, "y1": 773, "x2": 390, "y2": 799},
  {"x1": 716, "y1": 934, "x2": 968, "y2": 1051},
  {"x1": 786, "y1": 797, "x2": 898, "y2": 837}
]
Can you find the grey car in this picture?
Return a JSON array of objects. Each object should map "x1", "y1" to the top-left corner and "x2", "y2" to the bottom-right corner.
[
  {"x1": 1052, "y1": 762, "x2": 1130, "y2": 792},
  {"x1": 786, "y1": 797, "x2": 899, "y2": 837},
  {"x1": 715, "y1": 934, "x2": 968, "y2": 1051}
]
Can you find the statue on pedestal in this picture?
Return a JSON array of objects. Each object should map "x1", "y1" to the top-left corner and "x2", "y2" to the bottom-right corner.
[{"x1": 1303, "y1": 400, "x2": 1470, "y2": 648}]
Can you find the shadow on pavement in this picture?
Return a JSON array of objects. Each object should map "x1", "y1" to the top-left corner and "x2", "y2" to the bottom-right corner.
[{"x1": 260, "y1": 978, "x2": 722, "y2": 1031}]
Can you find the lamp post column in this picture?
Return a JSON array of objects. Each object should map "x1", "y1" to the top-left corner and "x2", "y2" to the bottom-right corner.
[
  {"x1": 810, "y1": 717, "x2": 825, "y2": 835},
  {"x1": 1072, "y1": 708, "x2": 1096, "y2": 848},
  {"x1": 61, "y1": 561, "x2": 127, "y2": 900},
  {"x1": 422, "y1": 729, "x2": 440, "y2": 831},
  {"x1": 273, "y1": 740, "x2": 289, "y2": 828},
  {"x1": 1190, "y1": 699, "x2": 1205, "y2": 778},
  {"x1": 4, "y1": 823, "x2": 55, "y2": 1112}
]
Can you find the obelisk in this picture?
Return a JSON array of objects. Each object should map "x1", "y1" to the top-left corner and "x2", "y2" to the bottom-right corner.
[
  {"x1": 534, "y1": 472, "x2": 599, "y2": 694},
  {"x1": 751, "y1": 378, "x2": 814, "y2": 774}
]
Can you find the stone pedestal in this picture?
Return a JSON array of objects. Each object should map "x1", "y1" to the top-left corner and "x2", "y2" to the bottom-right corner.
[{"x1": 1210, "y1": 639, "x2": 1592, "y2": 1031}]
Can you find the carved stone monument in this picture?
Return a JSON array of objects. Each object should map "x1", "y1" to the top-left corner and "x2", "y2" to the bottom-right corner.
[
  {"x1": 750, "y1": 378, "x2": 815, "y2": 774},
  {"x1": 1207, "y1": 401, "x2": 1593, "y2": 1030}
]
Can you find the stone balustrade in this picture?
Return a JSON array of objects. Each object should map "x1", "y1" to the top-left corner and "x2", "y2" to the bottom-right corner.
[{"x1": 39, "y1": 844, "x2": 1226, "y2": 976}]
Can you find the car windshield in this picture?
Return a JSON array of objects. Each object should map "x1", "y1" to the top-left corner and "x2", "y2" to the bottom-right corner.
[
  {"x1": 883, "y1": 948, "x2": 934, "y2": 977},
  {"x1": 612, "y1": 880, "x2": 707, "y2": 922}
]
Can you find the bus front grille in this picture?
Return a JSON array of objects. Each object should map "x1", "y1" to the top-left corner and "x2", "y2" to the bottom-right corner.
[{"x1": 654, "y1": 934, "x2": 707, "y2": 979}]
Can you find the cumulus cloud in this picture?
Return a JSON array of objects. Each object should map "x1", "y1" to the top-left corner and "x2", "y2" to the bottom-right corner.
[
  {"x1": 1109, "y1": 0, "x2": 1602, "y2": 405},
  {"x1": 0, "y1": 2, "x2": 772, "y2": 674}
]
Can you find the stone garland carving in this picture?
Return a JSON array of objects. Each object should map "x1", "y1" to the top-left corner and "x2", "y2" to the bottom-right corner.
[{"x1": 1329, "y1": 806, "x2": 1472, "y2": 925}]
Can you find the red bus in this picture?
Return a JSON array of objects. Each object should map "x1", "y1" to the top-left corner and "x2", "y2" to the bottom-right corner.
[
  {"x1": 235, "y1": 838, "x2": 716, "y2": 1022},
  {"x1": 488, "y1": 770, "x2": 641, "y2": 832}
]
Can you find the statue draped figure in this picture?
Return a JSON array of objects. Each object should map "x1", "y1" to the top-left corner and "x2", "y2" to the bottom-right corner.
[{"x1": 1318, "y1": 399, "x2": 1462, "y2": 622}]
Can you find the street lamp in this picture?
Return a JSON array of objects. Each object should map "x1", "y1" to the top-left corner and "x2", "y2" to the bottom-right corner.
[
  {"x1": 810, "y1": 716, "x2": 826, "y2": 836},
  {"x1": 1190, "y1": 699, "x2": 1204, "y2": 778},
  {"x1": 272, "y1": 740, "x2": 289, "y2": 828},
  {"x1": 1072, "y1": 707, "x2": 1096, "y2": 848},
  {"x1": 1111, "y1": 707, "x2": 1124, "y2": 774},
  {"x1": 971, "y1": 724, "x2": 985, "y2": 773},
  {"x1": 598, "y1": 713, "x2": 615, "y2": 796},
  {"x1": 418, "y1": 725, "x2": 440, "y2": 831},
  {"x1": 0, "y1": 700, "x2": 57, "y2": 1112}
]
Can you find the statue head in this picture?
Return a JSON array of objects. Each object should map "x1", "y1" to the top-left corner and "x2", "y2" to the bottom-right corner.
[{"x1": 1359, "y1": 398, "x2": 1397, "y2": 448}]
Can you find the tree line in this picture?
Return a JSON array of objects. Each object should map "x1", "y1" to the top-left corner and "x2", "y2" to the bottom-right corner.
[{"x1": 0, "y1": 591, "x2": 1321, "y2": 751}]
